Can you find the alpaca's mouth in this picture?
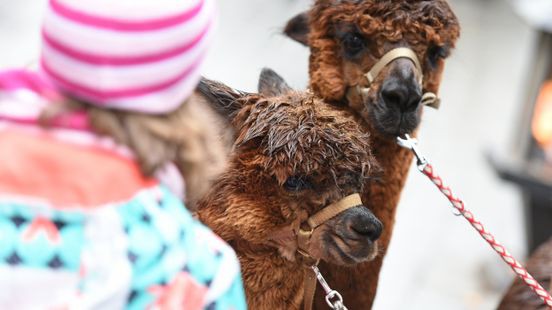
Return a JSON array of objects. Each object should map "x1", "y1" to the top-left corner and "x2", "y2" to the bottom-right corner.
[
  {"x1": 324, "y1": 232, "x2": 379, "y2": 266},
  {"x1": 369, "y1": 97, "x2": 421, "y2": 137}
]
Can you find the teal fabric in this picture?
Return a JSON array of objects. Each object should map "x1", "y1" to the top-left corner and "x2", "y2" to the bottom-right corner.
[
  {"x1": 0, "y1": 203, "x2": 85, "y2": 271},
  {"x1": 0, "y1": 187, "x2": 247, "y2": 309},
  {"x1": 121, "y1": 187, "x2": 246, "y2": 310}
]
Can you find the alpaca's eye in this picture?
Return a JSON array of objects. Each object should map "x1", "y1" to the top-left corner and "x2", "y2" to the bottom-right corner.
[
  {"x1": 283, "y1": 176, "x2": 311, "y2": 191},
  {"x1": 341, "y1": 32, "x2": 366, "y2": 58},
  {"x1": 427, "y1": 45, "x2": 449, "y2": 67}
]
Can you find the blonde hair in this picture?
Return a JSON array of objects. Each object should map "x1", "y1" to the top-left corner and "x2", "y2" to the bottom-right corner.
[{"x1": 40, "y1": 95, "x2": 232, "y2": 209}]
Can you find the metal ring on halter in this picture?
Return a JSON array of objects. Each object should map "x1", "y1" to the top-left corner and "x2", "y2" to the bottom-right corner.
[
  {"x1": 299, "y1": 226, "x2": 314, "y2": 235},
  {"x1": 297, "y1": 227, "x2": 315, "y2": 262},
  {"x1": 325, "y1": 290, "x2": 345, "y2": 309},
  {"x1": 421, "y1": 92, "x2": 441, "y2": 109}
]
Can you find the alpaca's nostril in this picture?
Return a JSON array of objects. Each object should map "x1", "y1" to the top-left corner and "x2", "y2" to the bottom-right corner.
[
  {"x1": 381, "y1": 82, "x2": 422, "y2": 112},
  {"x1": 349, "y1": 218, "x2": 383, "y2": 242},
  {"x1": 406, "y1": 91, "x2": 422, "y2": 111},
  {"x1": 381, "y1": 86, "x2": 405, "y2": 109}
]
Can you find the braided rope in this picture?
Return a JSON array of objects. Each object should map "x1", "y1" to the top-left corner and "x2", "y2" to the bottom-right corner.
[{"x1": 421, "y1": 163, "x2": 552, "y2": 307}]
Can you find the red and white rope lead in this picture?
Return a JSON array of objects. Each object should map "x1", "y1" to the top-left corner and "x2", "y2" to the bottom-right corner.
[{"x1": 420, "y1": 163, "x2": 552, "y2": 307}]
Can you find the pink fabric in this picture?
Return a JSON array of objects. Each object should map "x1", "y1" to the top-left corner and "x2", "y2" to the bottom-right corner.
[
  {"x1": 41, "y1": 20, "x2": 211, "y2": 66},
  {"x1": 41, "y1": 55, "x2": 203, "y2": 101},
  {"x1": 42, "y1": 2, "x2": 214, "y2": 58},
  {"x1": 40, "y1": 0, "x2": 216, "y2": 113},
  {"x1": 148, "y1": 272, "x2": 208, "y2": 309},
  {"x1": 0, "y1": 70, "x2": 59, "y2": 100},
  {"x1": 0, "y1": 69, "x2": 90, "y2": 131},
  {"x1": 0, "y1": 113, "x2": 89, "y2": 131},
  {"x1": 50, "y1": 0, "x2": 205, "y2": 32},
  {"x1": 0, "y1": 128, "x2": 159, "y2": 207}
]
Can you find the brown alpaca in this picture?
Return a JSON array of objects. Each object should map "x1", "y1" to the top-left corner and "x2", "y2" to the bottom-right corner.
[
  {"x1": 497, "y1": 238, "x2": 552, "y2": 310},
  {"x1": 284, "y1": 1, "x2": 461, "y2": 308},
  {"x1": 196, "y1": 69, "x2": 383, "y2": 309},
  {"x1": 40, "y1": 94, "x2": 232, "y2": 208}
]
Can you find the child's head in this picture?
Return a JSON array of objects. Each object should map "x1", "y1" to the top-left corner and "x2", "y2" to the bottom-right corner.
[
  {"x1": 38, "y1": 0, "x2": 227, "y2": 206},
  {"x1": 41, "y1": 0, "x2": 216, "y2": 113}
]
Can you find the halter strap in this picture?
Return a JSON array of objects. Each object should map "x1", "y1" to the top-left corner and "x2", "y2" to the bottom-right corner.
[
  {"x1": 306, "y1": 194, "x2": 362, "y2": 229},
  {"x1": 365, "y1": 47, "x2": 423, "y2": 85},
  {"x1": 303, "y1": 267, "x2": 318, "y2": 310}
]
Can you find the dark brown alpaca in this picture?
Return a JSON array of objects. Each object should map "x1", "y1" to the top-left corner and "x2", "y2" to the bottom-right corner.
[
  {"x1": 196, "y1": 69, "x2": 383, "y2": 309},
  {"x1": 497, "y1": 238, "x2": 552, "y2": 310},
  {"x1": 284, "y1": 1, "x2": 461, "y2": 308}
]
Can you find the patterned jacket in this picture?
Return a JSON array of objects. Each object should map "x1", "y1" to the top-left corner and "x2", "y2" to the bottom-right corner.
[{"x1": 0, "y1": 70, "x2": 247, "y2": 310}]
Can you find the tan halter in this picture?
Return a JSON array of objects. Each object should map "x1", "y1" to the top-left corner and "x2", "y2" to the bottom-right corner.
[
  {"x1": 299, "y1": 194, "x2": 362, "y2": 310},
  {"x1": 268, "y1": 193, "x2": 362, "y2": 310},
  {"x1": 352, "y1": 47, "x2": 441, "y2": 109}
]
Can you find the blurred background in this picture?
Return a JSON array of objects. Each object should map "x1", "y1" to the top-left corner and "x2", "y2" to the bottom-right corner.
[{"x1": 1, "y1": 0, "x2": 550, "y2": 309}]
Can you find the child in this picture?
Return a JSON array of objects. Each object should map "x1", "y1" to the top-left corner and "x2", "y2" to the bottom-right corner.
[{"x1": 0, "y1": 0, "x2": 246, "y2": 308}]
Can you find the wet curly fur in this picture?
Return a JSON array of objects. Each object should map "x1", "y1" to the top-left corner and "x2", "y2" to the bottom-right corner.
[
  {"x1": 40, "y1": 94, "x2": 232, "y2": 208},
  {"x1": 196, "y1": 70, "x2": 382, "y2": 309},
  {"x1": 284, "y1": 1, "x2": 460, "y2": 308},
  {"x1": 498, "y1": 238, "x2": 552, "y2": 310}
]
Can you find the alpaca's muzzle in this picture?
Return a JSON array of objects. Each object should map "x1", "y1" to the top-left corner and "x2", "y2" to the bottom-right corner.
[
  {"x1": 351, "y1": 47, "x2": 441, "y2": 110},
  {"x1": 296, "y1": 193, "x2": 363, "y2": 263},
  {"x1": 266, "y1": 193, "x2": 365, "y2": 310},
  {"x1": 296, "y1": 193, "x2": 362, "y2": 310}
]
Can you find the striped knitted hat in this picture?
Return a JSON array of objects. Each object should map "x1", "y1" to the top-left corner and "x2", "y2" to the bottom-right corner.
[{"x1": 40, "y1": 0, "x2": 216, "y2": 113}]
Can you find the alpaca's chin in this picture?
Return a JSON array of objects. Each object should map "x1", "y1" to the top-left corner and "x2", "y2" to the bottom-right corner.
[
  {"x1": 366, "y1": 242, "x2": 379, "y2": 261},
  {"x1": 322, "y1": 238, "x2": 380, "y2": 266},
  {"x1": 368, "y1": 100, "x2": 422, "y2": 137}
]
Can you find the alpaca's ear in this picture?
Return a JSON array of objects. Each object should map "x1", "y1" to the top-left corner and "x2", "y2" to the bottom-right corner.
[
  {"x1": 258, "y1": 68, "x2": 293, "y2": 97},
  {"x1": 284, "y1": 12, "x2": 310, "y2": 46},
  {"x1": 197, "y1": 77, "x2": 248, "y2": 120}
]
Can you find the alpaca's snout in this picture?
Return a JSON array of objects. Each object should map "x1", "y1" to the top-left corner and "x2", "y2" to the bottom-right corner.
[
  {"x1": 319, "y1": 206, "x2": 382, "y2": 265},
  {"x1": 380, "y1": 59, "x2": 422, "y2": 113},
  {"x1": 370, "y1": 57, "x2": 423, "y2": 136},
  {"x1": 343, "y1": 207, "x2": 382, "y2": 242}
]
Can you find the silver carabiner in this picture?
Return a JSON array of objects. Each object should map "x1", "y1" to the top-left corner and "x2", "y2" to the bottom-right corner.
[
  {"x1": 325, "y1": 290, "x2": 347, "y2": 310},
  {"x1": 311, "y1": 265, "x2": 332, "y2": 294},
  {"x1": 396, "y1": 134, "x2": 428, "y2": 170},
  {"x1": 311, "y1": 265, "x2": 348, "y2": 310}
]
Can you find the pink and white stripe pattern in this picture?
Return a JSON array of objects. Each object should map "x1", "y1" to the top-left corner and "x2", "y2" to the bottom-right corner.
[
  {"x1": 0, "y1": 69, "x2": 90, "y2": 130},
  {"x1": 40, "y1": 0, "x2": 216, "y2": 113}
]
